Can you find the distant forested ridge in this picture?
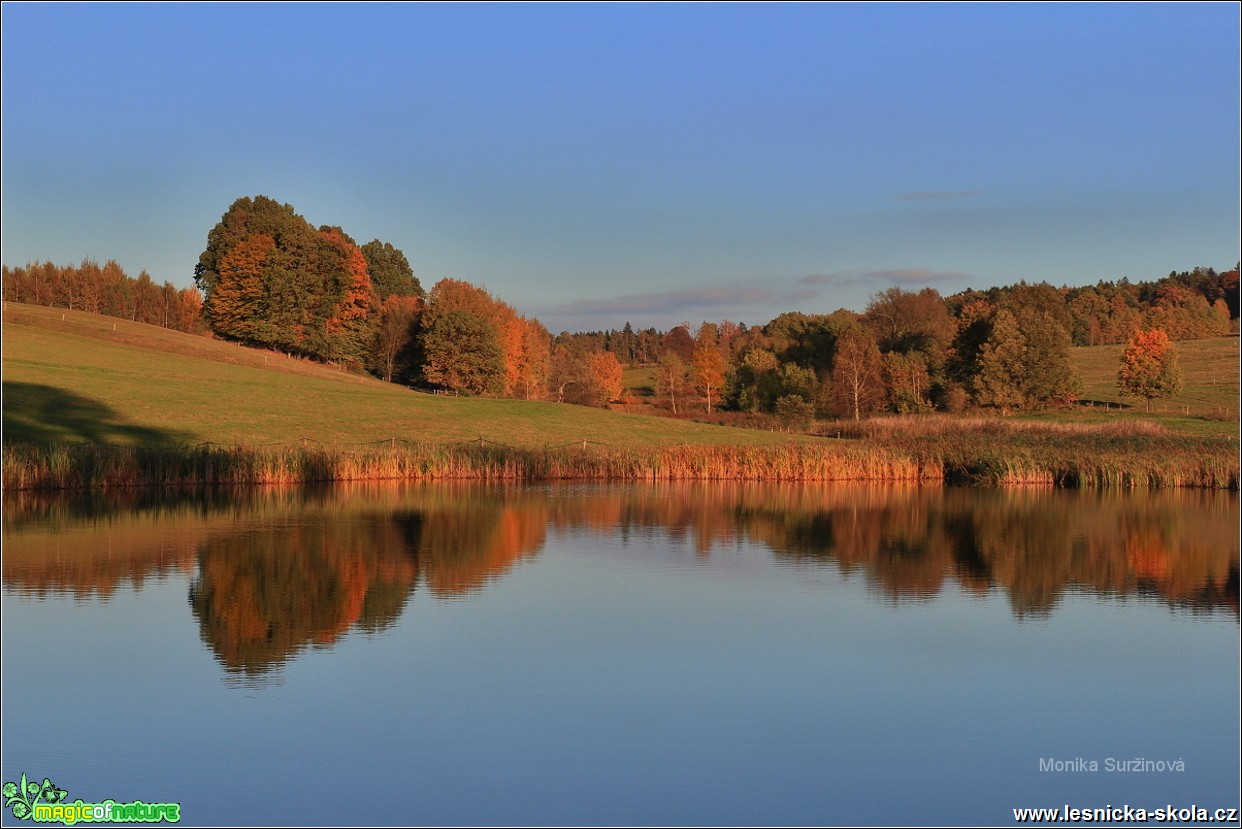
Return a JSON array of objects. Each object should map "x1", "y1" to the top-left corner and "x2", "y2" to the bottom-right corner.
[{"x1": 3, "y1": 191, "x2": 1236, "y2": 418}]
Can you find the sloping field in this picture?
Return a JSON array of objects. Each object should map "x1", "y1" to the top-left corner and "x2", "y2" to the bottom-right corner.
[
  {"x1": 1, "y1": 303, "x2": 793, "y2": 448},
  {"x1": 1063, "y1": 336, "x2": 1239, "y2": 436},
  {"x1": 1072, "y1": 336, "x2": 1239, "y2": 416}
]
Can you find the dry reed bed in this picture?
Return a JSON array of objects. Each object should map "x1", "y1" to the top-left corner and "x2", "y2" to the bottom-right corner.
[
  {"x1": 849, "y1": 416, "x2": 1238, "y2": 489},
  {"x1": 2, "y1": 441, "x2": 940, "y2": 490},
  {"x1": 3, "y1": 418, "x2": 1236, "y2": 491}
]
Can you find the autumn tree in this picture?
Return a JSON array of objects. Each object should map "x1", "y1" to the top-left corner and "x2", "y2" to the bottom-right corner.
[
  {"x1": 360, "y1": 240, "x2": 422, "y2": 299},
  {"x1": 882, "y1": 351, "x2": 932, "y2": 413},
  {"x1": 548, "y1": 344, "x2": 581, "y2": 403},
  {"x1": 1220, "y1": 268, "x2": 1239, "y2": 320},
  {"x1": 999, "y1": 281, "x2": 1072, "y2": 332},
  {"x1": 370, "y1": 294, "x2": 422, "y2": 382},
  {"x1": 582, "y1": 351, "x2": 624, "y2": 407},
  {"x1": 692, "y1": 323, "x2": 728, "y2": 413},
  {"x1": 974, "y1": 310, "x2": 1080, "y2": 412},
  {"x1": 196, "y1": 196, "x2": 306, "y2": 297},
  {"x1": 204, "y1": 233, "x2": 274, "y2": 342},
  {"x1": 655, "y1": 352, "x2": 689, "y2": 414},
  {"x1": 1117, "y1": 329, "x2": 1182, "y2": 412},
  {"x1": 864, "y1": 287, "x2": 953, "y2": 363},
  {"x1": 3, "y1": 259, "x2": 205, "y2": 333},
  {"x1": 729, "y1": 347, "x2": 782, "y2": 413},
  {"x1": 420, "y1": 308, "x2": 505, "y2": 395},
  {"x1": 972, "y1": 309, "x2": 1026, "y2": 414},
  {"x1": 513, "y1": 319, "x2": 552, "y2": 400},
  {"x1": 196, "y1": 196, "x2": 382, "y2": 364},
  {"x1": 416, "y1": 278, "x2": 545, "y2": 397},
  {"x1": 662, "y1": 325, "x2": 696, "y2": 364},
  {"x1": 319, "y1": 228, "x2": 379, "y2": 364},
  {"x1": 943, "y1": 298, "x2": 993, "y2": 390},
  {"x1": 765, "y1": 311, "x2": 838, "y2": 377},
  {"x1": 1020, "y1": 311, "x2": 1080, "y2": 407},
  {"x1": 775, "y1": 394, "x2": 815, "y2": 430},
  {"x1": 831, "y1": 326, "x2": 884, "y2": 421},
  {"x1": 1066, "y1": 284, "x2": 1143, "y2": 346},
  {"x1": 1145, "y1": 285, "x2": 1230, "y2": 340},
  {"x1": 716, "y1": 320, "x2": 745, "y2": 357}
]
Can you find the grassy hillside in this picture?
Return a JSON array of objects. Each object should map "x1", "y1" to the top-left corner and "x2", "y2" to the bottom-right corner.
[
  {"x1": 1, "y1": 304, "x2": 793, "y2": 448},
  {"x1": 1070, "y1": 337, "x2": 1239, "y2": 420}
]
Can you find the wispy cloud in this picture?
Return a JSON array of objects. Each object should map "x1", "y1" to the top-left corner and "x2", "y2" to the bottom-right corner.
[
  {"x1": 799, "y1": 268, "x2": 970, "y2": 286},
  {"x1": 548, "y1": 284, "x2": 817, "y2": 318},
  {"x1": 891, "y1": 189, "x2": 985, "y2": 202},
  {"x1": 797, "y1": 273, "x2": 845, "y2": 285},
  {"x1": 864, "y1": 267, "x2": 971, "y2": 284}
]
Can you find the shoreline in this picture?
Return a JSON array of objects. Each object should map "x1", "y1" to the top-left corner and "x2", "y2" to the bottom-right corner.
[{"x1": 3, "y1": 433, "x2": 1237, "y2": 491}]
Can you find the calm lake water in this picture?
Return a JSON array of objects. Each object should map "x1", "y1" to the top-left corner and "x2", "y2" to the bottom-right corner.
[{"x1": 2, "y1": 482, "x2": 1238, "y2": 826}]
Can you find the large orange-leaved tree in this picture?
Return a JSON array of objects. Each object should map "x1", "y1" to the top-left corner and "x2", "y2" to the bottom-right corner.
[{"x1": 1117, "y1": 329, "x2": 1182, "y2": 412}]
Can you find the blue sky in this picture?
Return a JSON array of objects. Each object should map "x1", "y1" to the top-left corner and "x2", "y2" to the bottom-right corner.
[{"x1": 2, "y1": 3, "x2": 1238, "y2": 332}]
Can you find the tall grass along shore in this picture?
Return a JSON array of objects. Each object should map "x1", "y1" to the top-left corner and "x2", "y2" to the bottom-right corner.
[{"x1": 4, "y1": 419, "x2": 1236, "y2": 491}]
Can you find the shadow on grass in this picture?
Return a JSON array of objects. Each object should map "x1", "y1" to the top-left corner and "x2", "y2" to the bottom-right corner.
[{"x1": 2, "y1": 382, "x2": 192, "y2": 445}]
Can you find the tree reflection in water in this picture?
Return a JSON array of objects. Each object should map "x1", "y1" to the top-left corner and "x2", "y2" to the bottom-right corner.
[{"x1": 4, "y1": 482, "x2": 1237, "y2": 679}]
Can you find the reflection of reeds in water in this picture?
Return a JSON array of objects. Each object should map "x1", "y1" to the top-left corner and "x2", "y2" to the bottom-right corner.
[
  {"x1": 835, "y1": 417, "x2": 1238, "y2": 489},
  {"x1": 5, "y1": 422, "x2": 1237, "y2": 491}
]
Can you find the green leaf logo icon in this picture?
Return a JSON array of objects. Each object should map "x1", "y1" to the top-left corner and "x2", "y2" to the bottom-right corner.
[{"x1": 3, "y1": 773, "x2": 67, "y2": 821}]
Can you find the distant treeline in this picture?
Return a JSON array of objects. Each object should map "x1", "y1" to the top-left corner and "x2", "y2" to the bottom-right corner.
[
  {"x1": 554, "y1": 266, "x2": 1238, "y2": 419},
  {"x1": 560, "y1": 265, "x2": 1238, "y2": 357},
  {"x1": 3, "y1": 191, "x2": 1237, "y2": 420},
  {"x1": 2, "y1": 259, "x2": 204, "y2": 333}
]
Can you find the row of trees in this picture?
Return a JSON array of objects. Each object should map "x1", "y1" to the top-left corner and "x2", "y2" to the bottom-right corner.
[
  {"x1": 2, "y1": 259, "x2": 204, "y2": 332},
  {"x1": 4, "y1": 192, "x2": 1234, "y2": 418},
  {"x1": 559, "y1": 268, "x2": 1236, "y2": 366},
  {"x1": 195, "y1": 196, "x2": 640, "y2": 405},
  {"x1": 0, "y1": 197, "x2": 634, "y2": 407},
  {"x1": 550, "y1": 266, "x2": 1234, "y2": 419},
  {"x1": 604, "y1": 292, "x2": 1084, "y2": 421}
]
